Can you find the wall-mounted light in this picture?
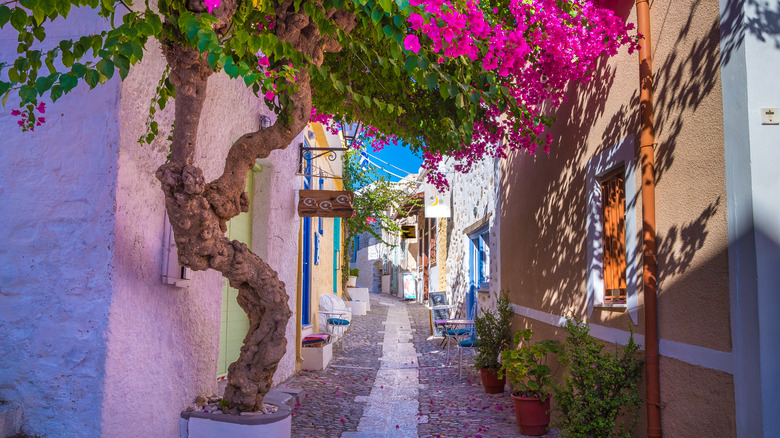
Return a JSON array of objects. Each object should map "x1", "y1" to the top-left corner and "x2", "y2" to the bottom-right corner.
[
  {"x1": 339, "y1": 120, "x2": 363, "y2": 149},
  {"x1": 259, "y1": 115, "x2": 272, "y2": 130}
]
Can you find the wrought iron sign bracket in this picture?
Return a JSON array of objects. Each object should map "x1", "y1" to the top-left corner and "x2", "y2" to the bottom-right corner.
[{"x1": 298, "y1": 142, "x2": 348, "y2": 175}]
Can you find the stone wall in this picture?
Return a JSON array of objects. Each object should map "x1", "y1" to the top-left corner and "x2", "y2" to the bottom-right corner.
[{"x1": 444, "y1": 156, "x2": 501, "y2": 315}]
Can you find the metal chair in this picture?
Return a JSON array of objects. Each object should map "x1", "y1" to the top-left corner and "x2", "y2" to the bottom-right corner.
[{"x1": 456, "y1": 302, "x2": 480, "y2": 377}]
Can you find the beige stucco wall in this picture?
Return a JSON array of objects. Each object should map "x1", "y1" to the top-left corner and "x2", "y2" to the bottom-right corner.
[{"x1": 500, "y1": 0, "x2": 733, "y2": 435}]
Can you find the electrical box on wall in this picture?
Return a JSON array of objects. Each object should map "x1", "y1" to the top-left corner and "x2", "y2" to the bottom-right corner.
[
  {"x1": 161, "y1": 211, "x2": 192, "y2": 287},
  {"x1": 761, "y1": 108, "x2": 778, "y2": 125}
]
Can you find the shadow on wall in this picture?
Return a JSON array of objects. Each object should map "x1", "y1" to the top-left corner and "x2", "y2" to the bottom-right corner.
[
  {"x1": 501, "y1": 0, "x2": 727, "y2": 320},
  {"x1": 719, "y1": 0, "x2": 780, "y2": 67}
]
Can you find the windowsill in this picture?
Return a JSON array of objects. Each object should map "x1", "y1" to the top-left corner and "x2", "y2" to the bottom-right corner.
[
  {"x1": 594, "y1": 303, "x2": 627, "y2": 312},
  {"x1": 477, "y1": 288, "x2": 490, "y2": 294}
]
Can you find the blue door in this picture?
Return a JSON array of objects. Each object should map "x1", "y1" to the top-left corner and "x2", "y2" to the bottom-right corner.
[{"x1": 301, "y1": 143, "x2": 313, "y2": 326}]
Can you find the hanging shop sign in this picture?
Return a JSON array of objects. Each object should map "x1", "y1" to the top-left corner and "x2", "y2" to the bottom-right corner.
[
  {"x1": 298, "y1": 190, "x2": 355, "y2": 218},
  {"x1": 424, "y1": 184, "x2": 451, "y2": 218}
]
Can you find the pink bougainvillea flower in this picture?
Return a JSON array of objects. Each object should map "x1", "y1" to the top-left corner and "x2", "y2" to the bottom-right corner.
[
  {"x1": 11, "y1": 109, "x2": 21, "y2": 116},
  {"x1": 17, "y1": 120, "x2": 23, "y2": 127},
  {"x1": 35, "y1": 102, "x2": 45, "y2": 113},
  {"x1": 408, "y1": 12, "x2": 424, "y2": 29},
  {"x1": 404, "y1": 34, "x2": 421, "y2": 53},
  {"x1": 258, "y1": 56, "x2": 270, "y2": 67},
  {"x1": 204, "y1": 0, "x2": 220, "y2": 13},
  {"x1": 264, "y1": 90, "x2": 275, "y2": 100}
]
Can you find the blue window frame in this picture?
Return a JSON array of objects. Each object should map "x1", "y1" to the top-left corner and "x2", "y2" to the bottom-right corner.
[
  {"x1": 468, "y1": 229, "x2": 490, "y2": 319},
  {"x1": 318, "y1": 171, "x2": 324, "y2": 234},
  {"x1": 333, "y1": 217, "x2": 341, "y2": 294}
]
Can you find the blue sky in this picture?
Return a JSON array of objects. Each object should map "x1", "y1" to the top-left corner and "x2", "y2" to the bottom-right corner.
[{"x1": 363, "y1": 141, "x2": 423, "y2": 182}]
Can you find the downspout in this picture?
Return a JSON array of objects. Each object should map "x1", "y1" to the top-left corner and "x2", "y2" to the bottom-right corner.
[{"x1": 635, "y1": 1, "x2": 662, "y2": 437}]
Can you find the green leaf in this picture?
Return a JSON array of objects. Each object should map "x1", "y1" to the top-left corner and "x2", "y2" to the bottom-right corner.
[
  {"x1": 2, "y1": 90, "x2": 10, "y2": 107},
  {"x1": 96, "y1": 59, "x2": 114, "y2": 79},
  {"x1": 424, "y1": 72, "x2": 437, "y2": 89},
  {"x1": 84, "y1": 69, "x2": 100, "y2": 88},
  {"x1": 417, "y1": 56, "x2": 429, "y2": 71},
  {"x1": 61, "y1": 49, "x2": 74, "y2": 67},
  {"x1": 11, "y1": 8, "x2": 27, "y2": 31},
  {"x1": 146, "y1": 13, "x2": 162, "y2": 35},
  {"x1": 0, "y1": 6, "x2": 12, "y2": 28},
  {"x1": 113, "y1": 54, "x2": 130, "y2": 79},
  {"x1": 60, "y1": 73, "x2": 79, "y2": 93},
  {"x1": 50, "y1": 84, "x2": 62, "y2": 101},
  {"x1": 32, "y1": 25, "x2": 45, "y2": 41},
  {"x1": 382, "y1": 25, "x2": 393, "y2": 38},
  {"x1": 35, "y1": 73, "x2": 57, "y2": 94},
  {"x1": 0, "y1": 81, "x2": 10, "y2": 97},
  {"x1": 379, "y1": 0, "x2": 392, "y2": 12},
  {"x1": 224, "y1": 57, "x2": 238, "y2": 78},
  {"x1": 439, "y1": 85, "x2": 449, "y2": 99},
  {"x1": 19, "y1": 85, "x2": 37, "y2": 103},
  {"x1": 404, "y1": 56, "x2": 416, "y2": 73},
  {"x1": 394, "y1": 0, "x2": 408, "y2": 9},
  {"x1": 32, "y1": 6, "x2": 44, "y2": 26},
  {"x1": 371, "y1": 8, "x2": 382, "y2": 23},
  {"x1": 55, "y1": 0, "x2": 71, "y2": 17},
  {"x1": 100, "y1": 0, "x2": 114, "y2": 13},
  {"x1": 137, "y1": 20, "x2": 153, "y2": 36}
]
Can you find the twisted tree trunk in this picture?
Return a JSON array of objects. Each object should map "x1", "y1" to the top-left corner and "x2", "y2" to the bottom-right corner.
[{"x1": 154, "y1": 1, "x2": 355, "y2": 413}]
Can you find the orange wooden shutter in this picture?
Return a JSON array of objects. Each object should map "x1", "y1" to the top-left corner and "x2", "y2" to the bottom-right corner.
[{"x1": 601, "y1": 171, "x2": 627, "y2": 301}]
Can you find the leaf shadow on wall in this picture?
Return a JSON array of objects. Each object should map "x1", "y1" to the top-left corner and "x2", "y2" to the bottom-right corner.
[{"x1": 500, "y1": 0, "x2": 735, "y2": 323}]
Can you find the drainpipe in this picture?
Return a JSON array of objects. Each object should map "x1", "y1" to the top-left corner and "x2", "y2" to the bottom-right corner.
[{"x1": 635, "y1": 1, "x2": 662, "y2": 437}]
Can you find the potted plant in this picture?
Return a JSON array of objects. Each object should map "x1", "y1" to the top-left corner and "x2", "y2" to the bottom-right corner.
[
  {"x1": 347, "y1": 268, "x2": 359, "y2": 287},
  {"x1": 552, "y1": 318, "x2": 643, "y2": 438},
  {"x1": 473, "y1": 292, "x2": 513, "y2": 393},
  {"x1": 500, "y1": 329, "x2": 562, "y2": 436}
]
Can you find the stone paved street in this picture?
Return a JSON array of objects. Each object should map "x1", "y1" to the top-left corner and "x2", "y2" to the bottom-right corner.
[{"x1": 281, "y1": 294, "x2": 558, "y2": 438}]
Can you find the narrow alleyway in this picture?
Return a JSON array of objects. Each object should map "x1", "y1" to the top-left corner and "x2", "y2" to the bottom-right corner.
[{"x1": 281, "y1": 295, "x2": 558, "y2": 438}]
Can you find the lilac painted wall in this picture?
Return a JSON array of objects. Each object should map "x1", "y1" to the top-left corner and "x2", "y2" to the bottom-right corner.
[
  {"x1": 100, "y1": 42, "x2": 301, "y2": 435},
  {"x1": 0, "y1": 14, "x2": 301, "y2": 438},
  {"x1": 0, "y1": 10, "x2": 121, "y2": 437}
]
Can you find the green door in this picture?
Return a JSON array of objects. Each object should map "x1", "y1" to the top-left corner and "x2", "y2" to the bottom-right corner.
[{"x1": 218, "y1": 171, "x2": 254, "y2": 378}]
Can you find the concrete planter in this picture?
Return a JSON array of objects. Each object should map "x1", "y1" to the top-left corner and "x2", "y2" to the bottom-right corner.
[
  {"x1": 180, "y1": 402, "x2": 291, "y2": 438},
  {"x1": 346, "y1": 276, "x2": 357, "y2": 287},
  {"x1": 348, "y1": 300, "x2": 367, "y2": 316},
  {"x1": 300, "y1": 341, "x2": 333, "y2": 371}
]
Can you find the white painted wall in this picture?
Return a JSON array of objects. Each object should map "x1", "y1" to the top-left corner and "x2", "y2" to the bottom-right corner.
[{"x1": 719, "y1": 0, "x2": 780, "y2": 434}]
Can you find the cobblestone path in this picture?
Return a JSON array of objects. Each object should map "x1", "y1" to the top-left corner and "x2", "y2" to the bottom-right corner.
[{"x1": 282, "y1": 295, "x2": 557, "y2": 438}]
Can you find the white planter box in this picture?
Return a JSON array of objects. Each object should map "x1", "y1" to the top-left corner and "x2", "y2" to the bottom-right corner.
[
  {"x1": 347, "y1": 287, "x2": 370, "y2": 311},
  {"x1": 300, "y1": 342, "x2": 333, "y2": 371},
  {"x1": 180, "y1": 403, "x2": 291, "y2": 438},
  {"x1": 348, "y1": 300, "x2": 367, "y2": 316}
]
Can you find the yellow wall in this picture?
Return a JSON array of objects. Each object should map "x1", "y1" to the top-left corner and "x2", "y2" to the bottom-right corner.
[{"x1": 299, "y1": 123, "x2": 346, "y2": 334}]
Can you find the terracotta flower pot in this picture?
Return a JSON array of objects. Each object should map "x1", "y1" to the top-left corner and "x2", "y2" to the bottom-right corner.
[
  {"x1": 479, "y1": 368, "x2": 506, "y2": 394},
  {"x1": 511, "y1": 392, "x2": 551, "y2": 436}
]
